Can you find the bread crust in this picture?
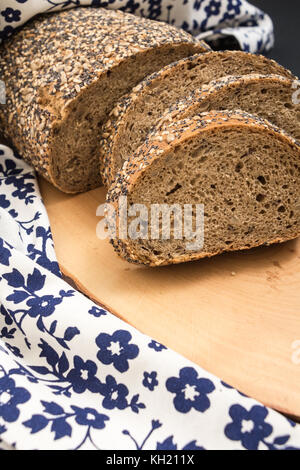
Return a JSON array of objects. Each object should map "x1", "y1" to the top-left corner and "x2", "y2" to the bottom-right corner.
[
  {"x1": 106, "y1": 110, "x2": 300, "y2": 266},
  {"x1": 100, "y1": 51, "x2": 297, "y2": 188},
  {"x1": 0, "y1": 7, "x2": 208, "y2": 192},
  {"x1": 161, "y1": 73, "x2": 293, "y2": 120}
]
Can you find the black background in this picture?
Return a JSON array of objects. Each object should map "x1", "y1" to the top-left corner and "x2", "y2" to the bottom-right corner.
[{"x1": 250, "y1": 0, "x2": 300, "y2": 76}]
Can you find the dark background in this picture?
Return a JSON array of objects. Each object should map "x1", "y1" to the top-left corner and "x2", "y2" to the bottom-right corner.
[{"x1": 250, "y1": 0, "x2": 300, "y2": 76}]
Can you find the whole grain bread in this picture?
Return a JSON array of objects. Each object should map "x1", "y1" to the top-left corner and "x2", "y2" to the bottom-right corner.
[
  {"x1": 160, "y1": 74, "x2": 300, "y2": 139},
  {"x1": 100, "y1": 51, "x2": 296, "y2": 187},
  {"x1": 0, "y1": 7, "x2": 209, "y2": 193},
  {"x1": 106, "y1": 110, "x2": 300, "y2": 266}
]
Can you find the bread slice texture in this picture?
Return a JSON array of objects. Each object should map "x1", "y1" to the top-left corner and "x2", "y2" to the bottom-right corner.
[
  {"x1": 160, "y1": 74, "x2": 300, "y2": 139},
  {"x1": 0, "y1": 7, "x2": 208, "y2": 193},
  {"x1": 106, "y1": 110, "x2": 300, "y2": 266},
  {"x1": 100, "y1": 51, "x2": 296, "y2": 187}
]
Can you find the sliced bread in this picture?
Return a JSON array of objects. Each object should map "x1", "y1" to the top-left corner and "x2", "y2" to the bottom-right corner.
[
  {"x1": 160, "y1": 74, "x2": 300, "y2": 139},
  {"x1": 0, "y1": 7, "x2": 208, "y2": 193},
  {"x1": 100, "y1": 51, "x2": 296, "y2": 187},
  {"x1": 106, "y1": 110, "x2": 300, "y2": 266}
]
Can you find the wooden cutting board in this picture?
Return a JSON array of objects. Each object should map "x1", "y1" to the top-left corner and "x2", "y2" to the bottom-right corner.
[{"x1": 39, "y1": 177, "x2": 300, "y2": 420}]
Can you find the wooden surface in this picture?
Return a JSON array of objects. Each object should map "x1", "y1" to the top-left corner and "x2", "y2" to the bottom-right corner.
[{"x1": 39, "y1": 177, "x2": 300, "y2": 419}]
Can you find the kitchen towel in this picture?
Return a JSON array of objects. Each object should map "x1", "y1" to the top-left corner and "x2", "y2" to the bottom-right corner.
[
  {"x1": 0, "y1": 0, "x2": 274, "y2": 53},
  {"x1": 0, "y1": 0, "x2": 299, "y2": 451},
  {"x1": 0, "y1": 147, "x2": 299, "y2": 451}
]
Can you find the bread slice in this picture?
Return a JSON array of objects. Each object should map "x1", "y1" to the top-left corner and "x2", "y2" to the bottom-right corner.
[
  {"x1": 0, "y1": 7, "x2": 208, "y2": 193},
  {"x1": 100, "y1": 51, "x2": 296, "y2": 187},
  {"x1": 106, "y1": 110, "x2": 300, "y2": 266},
  {"x1": 160, "y1": 74, "x2": 300, "y2": 138}
]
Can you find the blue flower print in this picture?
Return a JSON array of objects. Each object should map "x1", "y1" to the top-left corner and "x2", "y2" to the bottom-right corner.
[
  {"x1": 4, "y1": 343, "x2": 23, "y2": 359},
  {"x1": 1, "y1": 8, "x2": 21, "y2": 23},
  {"x1": 23, "y1": 401, "x2": 109, "y2": 449},
  {"x1": 143, "y1": 371, "x2": 158, "y2": 391},
  {"x1": 3, "y1": 268, "x2": 76, "y2": 348},
  {"x1": 0, "y1": 239, "x2": 11, "y2": 266},
  {"x1": 88, "y1": 306, "x2": 107, "y2": 317},
  {"x1": 166, "y1": 367, "x2": 215, "y2": 413},
  {"x1": 147, "y1": 0, "x2": 162, "y2": 20},
  {"x1": 205, "y1": 0, "x2": 221, "y2": 17},
  {"x1": 228, "y1": 0, "x2": 242, "y2": 14},
  {"x1": 99, "y1": 375, "x2": 129, "y2": 410},
  {"x1": 157, "y1": 435, "x2": 204, "y2": 450},
  {"x1": 96, "y1": 330, "x2": 139, "y2": 373},
  {"x1": 193, "y1": 1, "x2": 202, "y2": 12},
  {"x1": 0, "y1": 304, "x2": 12, "y2": 326},
  {"x1": 123, "y1": 419, "x2": 162, "y2": 450},
  {"x1": 0, "y1": 25, "x2": 14, "y2": 40},
  {"x1": 11, "y1": 178, "x2": 35, "y2": 204},
  {"x1": 66, "y1": 356, "x2": 101, "y2": 394},
  {"x1": 0, "y1": 195, "x2": 10, "y2": 209},
  {"x1": 0, "y1": 376, "x2": 30, "y2": 423},
  {"x1": 0, "y1": 156, "x2": 23, "y2": 177},
  {"x1": 0, "y1": 158, "x2": 36, "y2": 204},
  {"x1": 117, "y1": 0, "x2": 140, "y2": 14},
  {"x1": 72, "y1": 406, "x2": 109, "y2": 430},
  {"x1": 27, "y1": 226, "x2": 61, "y2": 277},
  {"x1": 26, "y1": 295, "x2": 62, "y2": 318},
  {"x1": 225, "y1": 405, "x2": 273, "y2": 450},
  {"x1": 148, "y1": 340, "x2": 166, "y2": 352}
]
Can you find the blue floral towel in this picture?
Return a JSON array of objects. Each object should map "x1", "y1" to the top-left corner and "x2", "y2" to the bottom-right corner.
[
  {"x1": 0, "y1": 147, "x2": 300, "y2": 450},
  {"x1": 0, "y1": 0, "x2": 274, "y2": 53},
  {"x1": 0, "y1": 0, "x2": 299, "y2": 451}
]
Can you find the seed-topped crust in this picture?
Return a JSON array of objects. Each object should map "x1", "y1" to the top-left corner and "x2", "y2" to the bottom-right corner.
[
  {"x1": 106, "y1": 109, "x2": 300, "y2": 266},
  {"x1": 159, "y1": 73, "x2": 299, "y2": 126},
  {"x1": 0, "y1": 7, "x2": 208, "y2": 192},
  {"x1": 100, "y1": 50, "x2": 296, "y2": 188}
]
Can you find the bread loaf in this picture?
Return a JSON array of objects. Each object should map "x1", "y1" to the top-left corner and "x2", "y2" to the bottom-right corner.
[
  {"x1": 100, "y1": 51, "x2": 296, "y2": 187},
  {"x1": 160, "y1": 74, "x2": 300, "y2": 139},
  {"x1": 106, "y1": 110, "x2": 300, "y2": 266},
  {"x1": 0, "y1": 7, "x2": 209, "y2": 193}
]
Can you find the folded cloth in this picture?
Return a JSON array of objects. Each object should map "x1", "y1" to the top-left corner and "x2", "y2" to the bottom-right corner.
[
  {"x1": 0, "y1": 0, "x2": 298, "y2": 451},
  {"x1": 0, "y1": 146, "x2": 299, "y2": 450},
  {"x1": 0, "y1": 0, "x2": 274, "y2": 53}
]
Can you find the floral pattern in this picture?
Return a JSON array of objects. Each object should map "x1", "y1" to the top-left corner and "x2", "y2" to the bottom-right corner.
[
  {"x1": 23, "y1": 401, "x2": 109, "y2": 449},
  {"x1": 99, "y1": 375, "x2": 129, "y2": 410},
  {"x1": 66, "y1": 356, "x2": 101, "y2": 394},
  {"x1": 1, "y1": 7, "x2": 21, "y2": 23},
  {"x1": 0, "y1": 143, "x2": 299, "y2": 450},
  {"x1": 224, "y1": 405, "x2": 298, "y2": 450},
  {"x1": 96, "y1": 330, "x2": 139, "y2": 373},
  {"x1": 148, "y1": 340, "x2": 166, "y2": 352},
  {"x1": 0, "y1": 374, "x2": 30, "y2": 423},
  {"x1": 0, "y1": 0, "x2": 274, "y2": 53},
  {"x1": 88, "y1": 306, "x2": 107, "y2": 318},
  {"x1": 156, "y1": 435, "x2": 204, "y2": 450},
  {"x1": 0, "y1": 2, "x2": 299, "y2": 450},
  {"x1": 143, "y1": 371, "x2": 158, "y2": 391},
  {"x1": 166, "y1": 367, "x2": 215, "y2": 413},
  {"x1": 0, "y1": 239, "x2": 11, "y2": 266}
]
